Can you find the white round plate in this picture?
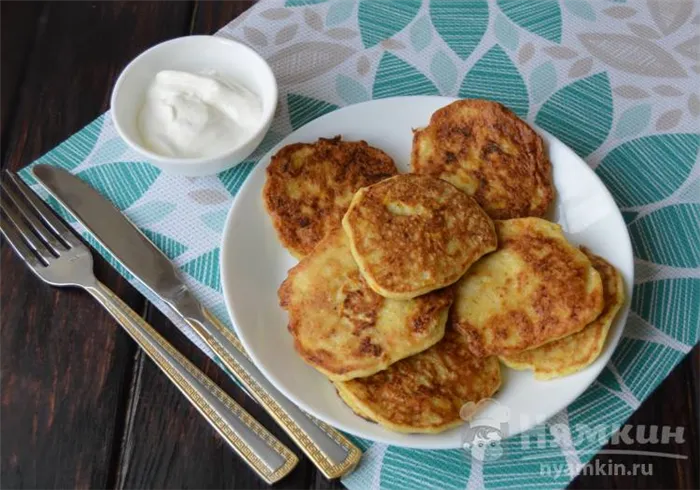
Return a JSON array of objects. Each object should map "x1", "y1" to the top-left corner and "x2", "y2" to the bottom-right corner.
[{"x1": 220, "y1": 96, "x2": 634, "y2": 449}]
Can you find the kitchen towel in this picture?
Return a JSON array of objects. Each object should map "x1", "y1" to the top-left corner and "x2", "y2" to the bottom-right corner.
[{"x1": 19, "y1": 1, "x2": 699, "y2": 488}]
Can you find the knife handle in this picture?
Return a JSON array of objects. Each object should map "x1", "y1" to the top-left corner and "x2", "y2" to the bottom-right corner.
[
  {"x1": 175, "y1": 294, "x2": 362, "y2": 479},
  {"x1": 85, "y1": 281, "x2": 299, "y2": 484}
]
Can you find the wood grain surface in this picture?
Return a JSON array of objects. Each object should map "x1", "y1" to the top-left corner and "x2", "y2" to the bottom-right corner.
[{"x1": 1, "y1": 2, "x2": 697, "y2": 489}]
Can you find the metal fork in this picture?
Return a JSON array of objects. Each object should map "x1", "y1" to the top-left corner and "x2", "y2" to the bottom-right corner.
[{"x1": 0, "y1": 172, "x2": 298, "y2": 484}]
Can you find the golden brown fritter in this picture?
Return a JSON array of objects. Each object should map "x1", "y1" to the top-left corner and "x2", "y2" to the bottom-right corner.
[
  {"x1": 411, "y1": 99, "x2": 553, "y2": 220},
  {"x1": 451, "y1": 218, "x2": 604, "y2": 358},
  {"x1": 263, "y1": 136, "x2": 398, "y2": 258},
  {"x1": 500, "y1": 248, "x2": 625, "y2": 379},
  {"x1": 342, "y1": 174, "x2": 497, "y2": 300},
  {"x1": 279, "y1": 228, "x2": 453, "y2": 381},
  {"x1": 334, "y1": 325, "x2": 501, "y2": 433}
]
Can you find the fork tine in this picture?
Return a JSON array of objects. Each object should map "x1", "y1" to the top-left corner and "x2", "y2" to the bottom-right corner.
[
  {"x1": 7, "y1": 172, "x2": 81, "y2": 247},
  {"x1": 0, "y1": 193, "x2": 54, "y2": 265},
  {"x1": 1, "y1": 178, "x2": 67, "y2": 254},
  {"x1": 0, "y1": 208, "x2": 43, "y2": 267}
]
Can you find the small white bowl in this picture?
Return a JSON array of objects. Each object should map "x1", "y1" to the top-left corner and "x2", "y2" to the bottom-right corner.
[{"x1": 111, "y1": 35, "x2": 277, "y2": 177}]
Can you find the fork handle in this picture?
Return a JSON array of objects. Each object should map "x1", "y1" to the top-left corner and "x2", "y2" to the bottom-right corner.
[{"x1": 83, "y1": 280, "x2": 298, "y2": 484}]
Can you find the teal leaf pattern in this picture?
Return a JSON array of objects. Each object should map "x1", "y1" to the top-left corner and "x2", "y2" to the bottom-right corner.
[
  {"x1": 529, "y1": 61, "x2": 558, "y2": 104},
  {"x1": 498, "y1": 0, "x2": 562, "y2": 43},
  {"x1": 287, "y1": 93, "x2": 339, "y2": 130},
  {"x1": 568, "y1": 382, "x2": 632, "y2": 454},
  {"x1": 127, "y1": 201, "x2": 176, "y2": 225},
  {"x1": 336, "y1": 74, "x2": 370, "y2": 104},
  {"x1": 24, "y1": 115, "x2": 105, "y2": 185},
  {"x1": 182, "y1": 248, "x2": 221, "y2": 292},
  {"x1": 358, "y1": 0, "x2": 421, "y2": 48},
  {"x1": 325, "y1": 0, "x2": 354, "y2": 26},
  {"x1": 597, "y1": 365, "x2": 622, "y2": 392},
  {"x1": 613, "y1": 104, "x2": 652, "y2": 139},
  {"x1": 430, "y1": 50, "x2": 458, "y2": 94},
  {"x1": 409, "y1": 15, "x2": 432, "y2": 52},
  {"x1": 76, "y1": 162, "x2": 160, "y2": 211},
  {"x1": 201, "y1": 209, "x2": 229, "y2": 233},
  {"x1": 535, "y1": 72, "x2": 613, "y2": 157},
  {"x1": 373, "y1": 52, "x2": 439, "y2": 99},
  {"x1": 483, "y1": 429, "x2": 570, "y2": 488},
  {"x1": 430, "y1": 0, "x2": 489, "y2": 60},
  {"x1": 629, "y1": 204, "x2": 700, "y2": 267},
  {"x1": 596, "y1": 134, "x2": 700, "y2": 207},
  {"x1": 381, "y1": 447, "x2": 470, "y2": 490},
  {"x1": 632, "y1": 279, "x2": 700, "y2": 345},
  {"x1": 91, "y1": 137, "x2": 128, "y2": 166},
  {"x1": 219, "y1": 161, "x2": 256, "y2": 197},
  {"x1": 494, "y1": 13, "x2": 520, "y2": 51},
  {"x1": 142, "y1": 230, "x2": 187, "y2": 259},
  {"x1": 564, "y1": 0, "x2": 597, "y2": 21},
  {"x1": 459, "y1": 45, "x2": 529, "y2": 118},
  {"x1": 611, "y1": 338, "x2": 683, "y2": 401}
]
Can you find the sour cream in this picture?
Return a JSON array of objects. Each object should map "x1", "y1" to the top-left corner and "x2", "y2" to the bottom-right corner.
[{"x1": 138, "y1": 70, "x2": 262, "y2": 158}]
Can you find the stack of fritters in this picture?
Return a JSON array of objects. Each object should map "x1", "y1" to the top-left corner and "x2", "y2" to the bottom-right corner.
[
  {"x1": 264, "y1": 100, "x2": 624, "y2": 434},
  {"x1": 450, "y1": 218, "x2": 604, "y2": 358},
  {"x1": 278, "y1": 228, "x2": 454, "y2": 381},
  {"x1": 499, "y1": 247, "x2": 625, "y2": 379}
]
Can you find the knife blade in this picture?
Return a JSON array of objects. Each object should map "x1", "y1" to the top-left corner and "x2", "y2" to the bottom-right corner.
[{"x1": 33, "y1": 164, "x2": 361, "y2": 479}]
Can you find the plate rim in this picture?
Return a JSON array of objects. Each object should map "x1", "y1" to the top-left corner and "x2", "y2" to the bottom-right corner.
[{"x1": 219, "y1": 95, "x2": 635, "y2": 449}]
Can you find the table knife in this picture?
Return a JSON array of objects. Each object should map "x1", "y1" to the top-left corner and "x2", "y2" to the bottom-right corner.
[
  {"x1": 1, "y1": 171, "x2": 297, "y2": 485},
  {"x1": 33, "y1": 164, "x2": 362, "y2": 479}
]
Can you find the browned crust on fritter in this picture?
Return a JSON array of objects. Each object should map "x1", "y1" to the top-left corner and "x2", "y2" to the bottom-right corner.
[
  {"x1": 343, "y1": 174, "x2": 497, "y2": 299},
  {"x1": 263, "y1": 136, "x2": 398, "y2": 258},
  {"x1": 452, "y1": 218, "x2": 604, "y2": 357},
  {"x1": 335, "y1": 326, "x2": 501, "y2": 433},
  {"x1": 278, "y1": 229, "x2": 454, "y2": 380},
  {"x1": 411, "y1": 99, "x2": 553, "y2": 220},
  {"x1": 499, "y1": 248, "x2": 624, "y2": 379}
]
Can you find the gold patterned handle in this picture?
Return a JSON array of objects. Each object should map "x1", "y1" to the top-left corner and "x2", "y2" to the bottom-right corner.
[
  {"x1": 172, "y1": 291, "x2": 362, "y2": 480},
  {"x1": 84, "y1": 280, "x2": 299, "y2": 484}
]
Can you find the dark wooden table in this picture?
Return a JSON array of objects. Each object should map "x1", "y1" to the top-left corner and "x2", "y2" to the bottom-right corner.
[{"x1": 1, "y1": 2, "x2": 698, "y2": 489}]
